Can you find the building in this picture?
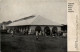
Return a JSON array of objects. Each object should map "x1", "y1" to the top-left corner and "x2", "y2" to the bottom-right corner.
[
  {"x1": 0, "y1": 21, "x2": 12, "y2": 33},
  {"x1": 7, "y1": 15, "x2": 63, "y2": 36}
]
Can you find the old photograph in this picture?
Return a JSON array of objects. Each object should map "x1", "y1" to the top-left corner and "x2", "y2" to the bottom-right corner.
[{"x1": 0, "y1": 0, "x2": 67, "y2": 52}]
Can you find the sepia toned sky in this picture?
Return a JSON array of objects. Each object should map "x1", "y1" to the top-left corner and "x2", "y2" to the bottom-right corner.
[{"x1": 0, "y1": 0, "x2": 67, "y2": 24}]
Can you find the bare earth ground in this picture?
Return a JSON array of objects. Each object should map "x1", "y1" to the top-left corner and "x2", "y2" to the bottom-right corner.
[{"x1": 1, "y1": 34, "x2": 67, "y2": 52}]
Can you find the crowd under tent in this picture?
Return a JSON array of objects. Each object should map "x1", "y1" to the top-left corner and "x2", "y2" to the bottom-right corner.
[{"x1": 7, "y1": 15, "x2": 63, "y2": 36}]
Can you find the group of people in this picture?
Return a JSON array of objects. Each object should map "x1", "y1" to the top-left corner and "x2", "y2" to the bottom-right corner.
[
  {"x1": 7, "y1": 28, "x2": 29, "y2": 36},
  {"x1": 7, "y1": 27, "x2": 65, "y2": 39}
]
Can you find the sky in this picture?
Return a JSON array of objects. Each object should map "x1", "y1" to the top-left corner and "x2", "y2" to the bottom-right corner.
[{"x1": 0, "y1": 0, "x2": 67, "y2": 24}]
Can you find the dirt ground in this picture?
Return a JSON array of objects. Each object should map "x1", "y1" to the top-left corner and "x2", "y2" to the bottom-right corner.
[{"x1": 1, "y1": 34, "x2": 67, "y2": 52}]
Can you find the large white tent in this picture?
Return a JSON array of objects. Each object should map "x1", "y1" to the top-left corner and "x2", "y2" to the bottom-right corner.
[{"x1": 7, "y1": 15, "x2": 61, "y2": 26}]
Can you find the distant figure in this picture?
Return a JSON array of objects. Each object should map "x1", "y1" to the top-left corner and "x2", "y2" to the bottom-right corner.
[
  {"x1": 35, "y1": 26, "x2": 41, "y2": 40},
  {"x1": 36, "y1": 31, "x2": 39, "y2": 40},
  {"x1": 7, "y1": 29, "x2": 10, "y2": 33},
  {"x1": 53, "y1": 31, "x2": 56, "y2": 36},
  {"x1": 11, "y1": 30, "x2": 14, "y2": 37},
  {"x1": 28, "y1": 29, "x2": 31, "y2": 35}
]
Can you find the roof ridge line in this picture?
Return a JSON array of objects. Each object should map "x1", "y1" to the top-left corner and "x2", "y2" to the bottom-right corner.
[{"x1": 29, "y1": 15, "x2": 40, "y2": 25}]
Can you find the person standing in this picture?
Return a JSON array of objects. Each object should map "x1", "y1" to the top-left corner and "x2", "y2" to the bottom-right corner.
[
  {"x1": 11, "y1": 30, "x2": 14, "y2": 37},
  {"x1": 36, "y1": 31, "x2": 39, "y2": 40}
]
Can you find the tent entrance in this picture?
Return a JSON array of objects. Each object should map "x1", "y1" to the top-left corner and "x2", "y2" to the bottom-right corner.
[
  {"x1": 35, "y1": 26, "x2": 41, "y2": 33},
  {"x1": 52, "y1": 26, "x2": 57, "y2": 36},
  {"x1": 44, "y1": 26, "x2": 50, "y2": 36}
]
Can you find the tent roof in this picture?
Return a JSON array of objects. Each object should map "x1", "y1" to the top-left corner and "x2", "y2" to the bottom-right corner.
[{"x1": 7, "y1": 15, "x2": 61, "y2": 26}]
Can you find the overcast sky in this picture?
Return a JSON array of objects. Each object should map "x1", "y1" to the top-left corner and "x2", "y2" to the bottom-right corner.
[{"x1": 0, "y1": 0, "x2": 67, "y2": 24}]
